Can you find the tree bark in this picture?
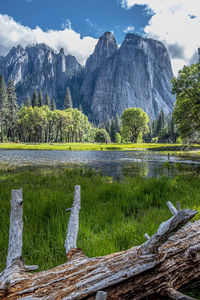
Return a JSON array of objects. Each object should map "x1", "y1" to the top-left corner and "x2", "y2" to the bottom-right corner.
[{"x1": 0, "y1": 192, "x2": 200, "y2": 300}]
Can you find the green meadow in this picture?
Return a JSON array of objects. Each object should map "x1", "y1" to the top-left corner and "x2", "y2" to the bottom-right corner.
[{"x1": 1, "y1": 166, "x2": 200, "y2": 273}]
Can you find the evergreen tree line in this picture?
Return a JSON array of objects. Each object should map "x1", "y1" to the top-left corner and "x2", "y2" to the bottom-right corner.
[
  {"x1": 24, "y1": 86, "x2": 73, "y2": 111},
  {"x1": 144, "y1": 109, "x2": 179, "y2": 143},
  {"x1": 98, "y1": 115, "x2": 122, "y2": 143},
  {"x1": 97, "y1": 109, "x2": 179, "y2": 144}
]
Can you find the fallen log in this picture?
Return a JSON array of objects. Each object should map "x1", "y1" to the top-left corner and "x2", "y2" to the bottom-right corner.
[{"x1": 0, "y1": 188, "x2": 200, "y2": 300}]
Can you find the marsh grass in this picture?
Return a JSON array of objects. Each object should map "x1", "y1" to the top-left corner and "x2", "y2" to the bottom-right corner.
[{"x1": 0, "y1": 166, "x2": 200, "y2": 275}]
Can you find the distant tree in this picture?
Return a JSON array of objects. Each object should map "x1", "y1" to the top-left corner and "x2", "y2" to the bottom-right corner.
[
  {"x1": 105, "y1": 115, "x2": 111, "y2": 135},
  {"x1": 38, "y1": 89, "x2": 43, "y2": 107},
  {"x1": 115, "y1": 132, "x2": 121, "y2": 143},
  {"x1": 25, "y1": 94, "x2": 31, "y2": 108},
  {"x1": 172, "y1": 63, "x2": 200, "y2": 141},
  {"x1": 121, "y1": 108, "x2": 149, "y2": 143},
  {"x1": 115, "y1": 114, "x2": 121, "y2": 133},
  {"x1": 94, "y1": 129, "x2": 110, "y2": 143},
  {"x1": 156, "y1": 109, "x2": 166, "y2": 135},
  {"x1": 32, "y1": 90, "x2": 38, "y2": 107},
  {"x1": 64, "y1": 87, "x2": 73, "y2": 109},
  {"x1": 110, "y1": 117, "x2": 117, "y2": 142},
  {"x1": 7, "y1": 77, "x2": 18, "y2": 142},
  {"x1": 44, "y1": 93, "x2": 51, "y2": 107},
  {"x1": 0, "y1": 75, "x2": 8, "y2": 142},
  {"x1": 51, "y1": 99, "x2": 56, "y2": 111}
]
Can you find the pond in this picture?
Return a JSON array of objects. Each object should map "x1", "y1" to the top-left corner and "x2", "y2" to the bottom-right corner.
[{"x1": 0, "y1": 149, "x2": 200, "y2": 178}]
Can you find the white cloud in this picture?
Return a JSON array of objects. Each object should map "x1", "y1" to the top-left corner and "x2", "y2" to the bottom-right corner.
[
  {"x1": 121, "y1": 0, "x2": 200, "y2": 75},
  {"x1": 0, "y1": 14, "x2": 98, "y2": 65},
  {"x1": 123, "y1": 25, "x2": 135, "y2": 33}
]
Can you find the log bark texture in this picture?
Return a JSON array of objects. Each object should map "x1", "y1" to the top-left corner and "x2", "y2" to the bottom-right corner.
[{"x1": 0, "y1": 191, "x2": 200, "y2": 300}]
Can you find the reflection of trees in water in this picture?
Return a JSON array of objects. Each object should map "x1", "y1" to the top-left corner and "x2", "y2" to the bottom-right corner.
[{"x1": 122, "y1": 162, "x2": 149, "y2": 177}]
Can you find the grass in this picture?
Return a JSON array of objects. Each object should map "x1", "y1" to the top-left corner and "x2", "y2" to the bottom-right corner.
[
  {"x1": 0, "y1": 166, "x2": 200, "y2": 275},
  {"x1": 0, "y1": 142, "x2": 200, "y2": 152}
]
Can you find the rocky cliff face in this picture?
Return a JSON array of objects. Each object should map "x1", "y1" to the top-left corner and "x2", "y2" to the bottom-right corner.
[
  {"x1": 81, "y1": 32, "x2": 118, "y2": 114},
  {"x1": 0, "y1": 44, "x2": 83, "y2": 108},
  {"x1": 81, "y1": 33, "x2": 175, "y2": 122},
  {"x1": 0, "y1": 32, "x2": 175, "y2": 121}
]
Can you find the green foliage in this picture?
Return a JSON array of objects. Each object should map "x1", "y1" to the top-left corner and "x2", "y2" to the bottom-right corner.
[
  {"x1": 115, "y1": 132, "x2": 121, "y2": 143},
  {"x1": 94, "y1": 129, "x2": 110, "y2": 143},
  {"x1": 17, "y1": 106, "x2": 93, "y2": 143},
  {"x1": 121, "y1": 108, "x2": 149, "y2": 142},
  {"x1": 172, "y1": 63, "x2": 200, "y2": 141}
]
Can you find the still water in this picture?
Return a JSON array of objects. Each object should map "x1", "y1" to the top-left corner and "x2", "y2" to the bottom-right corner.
[{"x1": 0, "y1": 149, "x2": 199, "y2": 178}]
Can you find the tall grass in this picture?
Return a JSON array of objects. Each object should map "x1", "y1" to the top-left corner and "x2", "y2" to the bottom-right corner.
[{"x1": 0, "y1": 166, "x2": 200, "y2": 274}]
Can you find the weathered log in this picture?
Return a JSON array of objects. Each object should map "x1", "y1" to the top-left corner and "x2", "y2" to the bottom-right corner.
[{"x1": 0, "y1": 191, "x2": 200, "y2": 300}]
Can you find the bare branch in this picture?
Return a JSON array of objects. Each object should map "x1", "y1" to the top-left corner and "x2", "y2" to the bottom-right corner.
[
  {"x1": 144, "y1": 233, "x2": 150, "y2": 240},
  {"x1": 165, "y1": 287, "x2": 196, "y2": 300},
  {"x1": 141, "y1": 209, "x2": 198, "y2": 254},
  {"x1": 166, "y1": 201, "x2": 177, "y2": 215},
  {"x1": 65, "y1": 185, "x2": 81, "y2": 256},
  {"x1": 176, "y1": 202, "x2": 181, "y2": 211},
  {"x1": 95, "y1": 291, "x2": 107, "y2": 300}
]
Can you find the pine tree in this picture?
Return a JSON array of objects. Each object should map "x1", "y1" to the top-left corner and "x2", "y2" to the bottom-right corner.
[
  {"x1": 0, "y1": 75, "x2": 8, "y2": 142},
  {"x1": 25, "y1": 94, "x2": 31, "y2": 108},
  {"x1": 32, "y1": 90, "x2": 38, "y2": 107},
  {"x1": 63, "y1": 87, "x2": 72, "y2": 109},
  {"x1": 51, "y1": 99, "x2": 56, "y2": 111},
  {"x1": 110, "y1": 117, "x2": 117, "y2": 142},
  {"x1": 7, "y1": 77, "x2": 18, "y2": 142},
  {"x1": 156, "y1": 109, "x2": 166, "y2": 133},
  {"x1": 38, "y1": 89, "x2": 43, "y2": 107},
  {"x1": 105, "y1": 115, "x2": 111, "y2": 135},
  {"x1": 115, "y1": 114, "x2": 121, "y2": 133},
  {"x1": 45, "y1": 93, "x2": 51, "y2": 107}
]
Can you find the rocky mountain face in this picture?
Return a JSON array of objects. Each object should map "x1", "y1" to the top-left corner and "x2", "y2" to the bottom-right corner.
[
  {"x1": 0, "y1": 44, "x2": 83, "y2": 108},
  {"x1": 81, "y1": 32, "x2": 175, "y2": 122},
  {"x1": 0, "y1": 32, "x2": 175, "y2": 121}
]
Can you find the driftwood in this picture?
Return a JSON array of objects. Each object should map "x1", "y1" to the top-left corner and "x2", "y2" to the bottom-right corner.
[{"x1": 0, "y1": 186, "x2": 200, "y2": 300}]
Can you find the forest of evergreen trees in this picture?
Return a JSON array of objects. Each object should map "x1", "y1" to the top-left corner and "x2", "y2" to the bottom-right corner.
[{"x1": 0, "y1": 74, "x2": 179, "y2": 144}]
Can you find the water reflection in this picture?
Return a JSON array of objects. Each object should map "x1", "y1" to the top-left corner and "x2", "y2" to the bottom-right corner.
[{"x1": 0, "y1": 149, "x2": 199, "y2": 178}]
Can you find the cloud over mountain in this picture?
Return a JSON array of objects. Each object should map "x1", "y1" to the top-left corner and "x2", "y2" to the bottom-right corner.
[
  {"x1": 0, "y1": 14, "x2": 97, "y2": 65},
  {"x1": 121, "y1": 0, "x2": 200, "y2": 74}
]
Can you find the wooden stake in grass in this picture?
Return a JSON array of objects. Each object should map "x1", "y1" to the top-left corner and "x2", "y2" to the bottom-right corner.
[
  {"x1": 7, "y1": 189, "x2": 23, "y2": 267},
  {"x1": 65, "y1": 185, "x2": 81, "y2": 258}
]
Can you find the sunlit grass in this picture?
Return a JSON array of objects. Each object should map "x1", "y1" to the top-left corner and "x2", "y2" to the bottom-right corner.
[
  {"x1": 0, "y1": 166, "x2": 200, "y2": 273},
  {"x1": 0, "y1": 142, "x2": 200, "y2": 152}
]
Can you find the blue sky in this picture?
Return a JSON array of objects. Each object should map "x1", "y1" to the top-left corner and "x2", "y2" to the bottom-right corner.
[
  {"x1": 0, "y1": 0, "x2": 151, "y2": 42},
  {"x1": 0, "y1": 0, "x2": 199, "y2": 74}
]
